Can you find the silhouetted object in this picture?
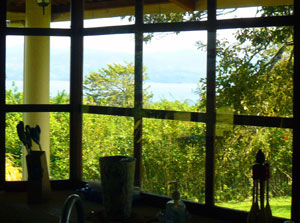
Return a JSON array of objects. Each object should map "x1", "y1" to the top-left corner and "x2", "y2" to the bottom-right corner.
[
  {"x1": 60, "y1": 194, "x2": 85, "y2": 223},
  {"x1": 247, "y1": 149, "x2": 272, "y2": 223},
  {"x1": 17, "y1": 121, "x2": 43, "y2": 153},
  {"x1": 16, "y1": 121, "x2": 50, "y2": 203},
  {"x1": 99, "y1": 156, "x2": 136, "y2": 220},
  {"x1": 26, "y1": 151, "x2": 51, "y2": 203}
]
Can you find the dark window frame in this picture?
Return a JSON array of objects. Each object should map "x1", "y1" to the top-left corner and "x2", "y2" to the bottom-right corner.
[{"x1": 0, "y1": 0, "x2": 299, "y2": 222}]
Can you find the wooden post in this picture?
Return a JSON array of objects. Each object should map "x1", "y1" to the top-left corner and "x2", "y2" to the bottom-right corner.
[{"x1": 0, "y1": 0, "x2": 6, "y2": 189}]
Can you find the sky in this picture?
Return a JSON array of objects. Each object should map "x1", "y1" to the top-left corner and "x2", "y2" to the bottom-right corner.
[{"x1": 5, "y1": 7, "x2": 259, "y2": 103}]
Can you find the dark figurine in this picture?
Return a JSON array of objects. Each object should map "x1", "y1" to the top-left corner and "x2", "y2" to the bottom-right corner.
[{"x1": 247, "y1": 149, "x2": 272, "y2": 223}]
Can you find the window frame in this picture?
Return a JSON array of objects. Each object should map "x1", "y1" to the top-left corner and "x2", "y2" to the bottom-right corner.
[{"x1": 0, "y1": 0, "x2": 299, "y2": 222}]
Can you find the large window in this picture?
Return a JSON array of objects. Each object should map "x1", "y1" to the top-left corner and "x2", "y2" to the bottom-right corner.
[{"x1": 1, "y1": 0, "x2": 298, "y2": 222}]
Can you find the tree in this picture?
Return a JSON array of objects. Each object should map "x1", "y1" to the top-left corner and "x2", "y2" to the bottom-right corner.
[
  {"x1": 83, "y1": 62, "x2": 152, "y2": 107},
  {"x1": 196, "y1": 6, "x2": 293, "y2": 117},
  {"x1": 195, "y1": 6, "x2": 294, "y2": 201}
]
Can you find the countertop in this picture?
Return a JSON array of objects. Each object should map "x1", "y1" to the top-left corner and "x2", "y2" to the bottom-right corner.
[{"x1": 0, "y1": 190, "x2": 228, "y2": 223}]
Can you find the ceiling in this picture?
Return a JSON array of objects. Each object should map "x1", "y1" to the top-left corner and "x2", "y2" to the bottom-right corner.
[{"x1": 6, "y1": 0, "x2": 293, "y2": 24}]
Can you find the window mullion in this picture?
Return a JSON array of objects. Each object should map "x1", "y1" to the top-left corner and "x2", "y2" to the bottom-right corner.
[
  {"x1": 70, "y1": 0, "x2": 84, "y2": 183},
  {"x1": 134, "y1": 0, "x2": 144, "y2": 188},
  {"x1": 292, "y1": 0, "x2": 300, "y2": 221},
  {"x1": 205, "y1": 0, "x2": 217, "y2": 206}
]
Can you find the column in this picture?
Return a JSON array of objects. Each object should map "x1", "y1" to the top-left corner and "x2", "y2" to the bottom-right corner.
[{"x1": 23, "y1": 0, "x2": 51, "y2": 179}]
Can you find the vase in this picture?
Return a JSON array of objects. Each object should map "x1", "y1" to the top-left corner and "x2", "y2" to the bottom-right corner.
[
  {"x1": 26, "y1": 151, "x2": 51, "y2": 203},
  {"x1": 99, "y1": 156, "x2": 136, "y2": 220}
]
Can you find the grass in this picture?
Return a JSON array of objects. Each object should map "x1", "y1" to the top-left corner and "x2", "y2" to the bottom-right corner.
[{"x1": 216, "y1": 196, "x2": 291, "y2": 219}]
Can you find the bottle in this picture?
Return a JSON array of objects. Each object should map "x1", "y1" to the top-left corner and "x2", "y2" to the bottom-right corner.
[{"x1": 165, "y1": 180, "x2": 187, "y2": 223}]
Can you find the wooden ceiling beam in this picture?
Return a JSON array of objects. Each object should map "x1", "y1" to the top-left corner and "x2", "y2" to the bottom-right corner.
[{"x1": 169, "y1": 0, "x2": 195, "y2": 11}]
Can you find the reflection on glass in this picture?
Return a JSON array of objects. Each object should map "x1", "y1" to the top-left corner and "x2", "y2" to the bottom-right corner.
[
  {"x1": 7, "y1": 0, "x2": 71, "y2": 28},
  {"x1": 83, "y1": 34, "x2": 134, "y2": 107},
  {"x1": 82, "y1": 114, "x2": 134, "y2": 181},
  {"x1": 216, "y1": 4, "x2": 293, "y2": 20},
  {"x1": 50, "y1": 21, "x2": 71, "y2": 29},
  {"x1": 84, "y1": 17, "x2": 134, "y2": 28},
  {"x1": 143, "y1": 118, "x2": 206, "y2": 203},
  {"x1": 215, "y1": 125, "x2": 292, "y2": 219},
  {"x1": 50, "y1": 37, "x2": 70, "y2": 104},
  {"x1": 83, "y1": 0, "x2": 134, "y2": 28},
  {"x1": 143, "y1": 0, "x2": 207, "y2": 23},
  {"x1": 49, "y1": 112, "x2": 70, "y2": 180},
  {"x1": 216, "y1": 27, "x2": 293, "y2": 117},
  {"x1": 143, "y1": 31, "x2": 206, "y2": 112}
]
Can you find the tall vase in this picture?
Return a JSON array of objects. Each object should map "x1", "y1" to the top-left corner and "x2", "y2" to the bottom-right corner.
[
  {"x1": 26, "y1": 151, "x2": 51, "y2": 203},
  {"x1": 99, "y1": 156, "x2": 136, "y2": 220}
]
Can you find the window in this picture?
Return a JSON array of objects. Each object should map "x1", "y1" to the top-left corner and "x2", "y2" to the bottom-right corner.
[{"x1": 1, "y1": 0, "x2": 298, "y2": 222}]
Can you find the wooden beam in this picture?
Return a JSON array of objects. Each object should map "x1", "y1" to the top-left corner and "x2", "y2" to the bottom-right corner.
[
  {"x1": 0, "y1": 0, "x2": 6, "y2": 190},
  {"x1": 205, "y1": 0, "x2": 217, "y2": 207},
  {"x1": 169, "y1": 0, "x2": 195, "y2": 11},
  {"x1": 133, "y1": 0, "x2": 144, "y2": 188}
]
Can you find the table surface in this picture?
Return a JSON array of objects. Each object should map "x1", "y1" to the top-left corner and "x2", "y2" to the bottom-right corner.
[{"x1": 0, "y1": 190, "x2": 229, "y2": 223}]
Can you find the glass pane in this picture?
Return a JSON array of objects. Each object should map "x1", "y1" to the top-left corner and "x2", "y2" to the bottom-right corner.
[
  {"x1": 50, "y1": 37, "x2": 70, "y2": 104},
  {"x1": 6, "y1": 36, "x2": 24, "y2": 104},
  {"x1": 143, "y1": 118, "x2": 206, "y2": 203},
  {"x1": 49, "y1": 112, "x2": 70, "y2": 180},
  {"x1": 51, "y1": 21, "x2": 71, "y2": 29},
  {"x1": 143, "y1": 31, "x2": 206, "y2": 112},
  {"x1": 6, "y1": 35, "x2": 70, "y2": 105},
  {"x1": 217, "y1": 2, "x2": 293, "y2": 20},
  {"x1": 216, "y1": 27, "x2": 293, "y2": 117},
  {"x1": 83, "y1": 34, "x2": 135, "y2": 107},
  {"x1": 5, "y1": 112, "x2": 69, "y2": 181},
  {"x1": 215, "y1": 125, "x2": 292, "y2": 219},
  {"x1": 82, "y1": 114, "x2": 134, "y2": 181},
  {"x1": 6, "y1": 113, "x2": 23, "y2": 181}
]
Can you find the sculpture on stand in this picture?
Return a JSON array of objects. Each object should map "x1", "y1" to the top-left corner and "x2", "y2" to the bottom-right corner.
[{"x1": 248, "y1": 149, "x2": 272, "y2": 223}]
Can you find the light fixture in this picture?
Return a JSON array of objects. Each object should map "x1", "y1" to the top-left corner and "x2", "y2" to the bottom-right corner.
[{"x1": 36, "y1": 0, "x2": 50, "y2": 15}]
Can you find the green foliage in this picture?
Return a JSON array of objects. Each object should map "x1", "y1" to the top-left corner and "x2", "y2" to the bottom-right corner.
[
  {"x1": 49, "y1": 112, "x2": 70, "y2": 179},
  {"x1": 82, "y1": 114, "x2": 134, "y2": 180},
  {"x1": 143, "y1": 119, "x2": 206, "y2": 202}
]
